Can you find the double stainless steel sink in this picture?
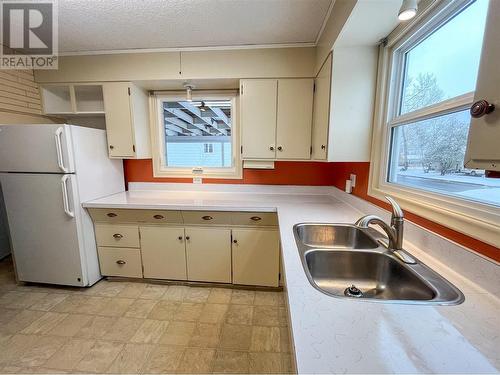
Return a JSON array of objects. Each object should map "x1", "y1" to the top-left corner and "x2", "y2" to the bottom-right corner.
[{"x1": 294, "y1": 223, "x2": 464, "y2": 305}]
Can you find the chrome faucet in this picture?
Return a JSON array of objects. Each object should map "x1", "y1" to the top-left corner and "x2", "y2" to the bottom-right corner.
[{"x1": 355, "y1": 196, "x2": 404, "y2": 251}]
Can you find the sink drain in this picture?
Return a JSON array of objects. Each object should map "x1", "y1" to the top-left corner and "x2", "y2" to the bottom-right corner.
[{"x1": 344, "y1": 285, "x2": 363, "y2": 298}]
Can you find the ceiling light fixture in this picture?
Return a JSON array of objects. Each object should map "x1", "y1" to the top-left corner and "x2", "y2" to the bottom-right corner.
[
  {"x1": 398, "y1": 0, "x2": 418, "y2": 21},
  {"x1": 183, "y1": 82, "x2": 194, "y2": 102}
]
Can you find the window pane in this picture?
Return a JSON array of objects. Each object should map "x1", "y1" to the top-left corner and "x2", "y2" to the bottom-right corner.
[
  {"x1": 163, "y1": 100, "x2": 232, "y2": 168},
  {"x1": 388, "y1": 110, "x2": 500, "y2": 207},
  {"x1": 400, "y1": 0, "x2": 488, "y2": 114}
]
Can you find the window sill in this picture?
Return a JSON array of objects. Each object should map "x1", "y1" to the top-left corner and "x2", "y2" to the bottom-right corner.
[
  {"x1": 367, "y1": 181, "x2": 500, "y2": 249},
  {"x1": 152, "y1": 167, "x2": 243, "y2": 180}
]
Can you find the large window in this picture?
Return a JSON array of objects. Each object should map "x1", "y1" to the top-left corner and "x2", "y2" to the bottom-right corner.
[
  {"x1": 386, "y1": 0, "x2": 499, "y2": 206},
  {"x1": 151, "y1": 93, "x2": 241, "y2": 179}
]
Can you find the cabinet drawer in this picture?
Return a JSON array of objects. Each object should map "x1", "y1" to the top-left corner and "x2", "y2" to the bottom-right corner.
[
  {"x1": 231, "y1": 212, "x2": 278, "y2": 226},
  {"x1": 95, "y1": 224, "x2": 140, "y2": 248},
  {"x1": 182, "y1": 211, "x2": 233, "y2": 225},
  {"x1": 97, "y1": 247, "x2": 143, "y2": 278},
  {"x1": 88, "y1": 208, "x2": 182, "y2": 224}
]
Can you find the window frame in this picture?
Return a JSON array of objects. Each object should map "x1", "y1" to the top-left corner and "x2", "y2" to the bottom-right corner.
[
  {"x1": 150, "y1": 91, "x2": 242, "y2": 179},
  {"x1": 369, "y1": 0, "x2": 500, "y2": 247}
]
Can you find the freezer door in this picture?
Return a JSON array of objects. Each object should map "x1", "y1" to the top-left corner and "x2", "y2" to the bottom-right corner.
[
  {"x1": 0, "y1": 173, "x2": 86, "y2": 286},
  {"x1": 0, "y1": 124, "x2": 75, "y2": 173}
]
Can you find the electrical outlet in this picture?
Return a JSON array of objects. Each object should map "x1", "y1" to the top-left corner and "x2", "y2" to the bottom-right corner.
[{"x1": 193, "y1": 177, "x2": 202, "y2": 184}]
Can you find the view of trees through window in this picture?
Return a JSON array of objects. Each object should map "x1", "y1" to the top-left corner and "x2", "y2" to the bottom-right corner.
[{"x1": 388, "y1": 0, "x2": 499, "y2": 206}]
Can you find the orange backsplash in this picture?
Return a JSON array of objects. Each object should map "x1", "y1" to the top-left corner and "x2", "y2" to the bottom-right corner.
[{"x1": 124, "y1": 159, "x2": 499, "y2": 262}]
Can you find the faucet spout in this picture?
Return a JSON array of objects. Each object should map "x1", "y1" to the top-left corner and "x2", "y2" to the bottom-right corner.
[{"x1": 355, "y1": 196, "x2": 404, "y2": 251}]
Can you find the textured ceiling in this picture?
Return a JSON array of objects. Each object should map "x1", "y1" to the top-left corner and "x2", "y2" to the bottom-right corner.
[{"x1": 58, "y1": 0, "x2": 333, "y2": 53}]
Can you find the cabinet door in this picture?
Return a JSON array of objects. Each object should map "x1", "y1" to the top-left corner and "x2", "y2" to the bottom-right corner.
[
  {"x1": 311, "y1": 54, "x2": 332, "y2": 160},
  {"x1": 240, "y1": 79, "x2": 277, "y2": 159},
  {"x1": 185, "y1": 227, "x2": 231, "y2": 283},
  {"x1": 464, "y1": 1, "x2": 500, "y2": 171},
  {"x1": 276, "y1": 79, "x2": 314, "y2": 159},
  {"x1": 102, "y1": 82, "x2": 135, "y2": 158},
  {"x1": 140, "y1": 226, "x2": 187, "y2": 280},
  {"x1": 232, "y1": 228, "x2": 280, "y2": 287}
]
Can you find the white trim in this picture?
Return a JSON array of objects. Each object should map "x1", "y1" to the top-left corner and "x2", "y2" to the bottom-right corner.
[
  {"x1": 369, "y1": 0, "x2": 500, "y2": 248},
  {"x1": 59, "y1": 43, "x2": 317, "y2": 56},
  {"x1": 388, "y1": 92, "x2": 474, "y2": 127},
  {"x1": 150, "y1": 92, "x2": 242, "y2": 180},
  {"x1": 314, "y1": 0, "x2": 337, "y2": 45}
]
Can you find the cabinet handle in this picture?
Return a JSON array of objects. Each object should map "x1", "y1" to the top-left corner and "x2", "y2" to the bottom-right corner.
[
  {"x1": 233, "y1": 239, "x2": 238, "y2": 244},
  {"x1": 202, "y1": 215, "x2": 213, "y2": 221},
  {"x1": 250, "y1": 216, "x2": 262, "y2": 221},
  {"x1": 178, "y1": 236, "x2": 183, "y2": 241},
  {"x1": 107, "y1": 213, "x2": 117, "y2": 217},
  {"x1": 277, "y1": 146, "x2": 283, "y2": 151},
  {"x1": 153, "y1": 214, "x2": 165, "y2": 220},
  {"x1": 113, "y1": 233, "x2": 123, "y2": 239},
  {"x1": 470, "y1": 100, "x2": 495, "y2": 118},
  {"x1": 109, "y1": 145, "x2": 114, "y2": 150},
  {"x1": 185, "y1": 236, "x2": 190, "y2": 240},
  {"x1": 269, "y1": 146, "x2": 275, "y2": 151},
  {"x1": 116, "y1": 260, "x2": 126, "y2": 265},
  {"x1": 321, "y1": 145, "x2": 326, "y2": 150}
]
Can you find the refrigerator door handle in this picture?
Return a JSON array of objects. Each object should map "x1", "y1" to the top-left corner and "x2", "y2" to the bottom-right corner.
[
  {"x1": 54, "y1": 127, "x2": 69, "y2": 173},
  {"x1": 60, "y1": 175, "x2": 74, "y2": 218}
]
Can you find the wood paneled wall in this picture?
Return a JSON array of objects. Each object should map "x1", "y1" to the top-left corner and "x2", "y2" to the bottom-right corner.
[{"x1": 0, "y1": 69, "x2": 42, "y2": 116}]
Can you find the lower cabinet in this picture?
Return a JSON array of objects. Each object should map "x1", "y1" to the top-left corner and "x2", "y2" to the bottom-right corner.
[
  {"x1": 140, "y1": 226, "x2": 187, "y2": 280},
  {"x1": 232, "y1": 228, "x2": 280, "y2": 287},
  {"x1": 90, "y1": 209, "x2": 281, "y2": 287},
  {"x1": 185, "y1": 227, "x2": 232, "y2": 283},
  {"x1": 97, "y1": 247, "x2": 143, "y2": 278}
]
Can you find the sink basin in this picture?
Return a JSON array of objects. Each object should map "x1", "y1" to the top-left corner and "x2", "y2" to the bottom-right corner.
[
  {"x1": 294, "y1": 223, "x2": 464, "y2": 305},
  {"x1": 305, "y1": 250, "x2": 435, "y2": 300},
  {"x1": 295, "y1": 223, "x2": 378, "y2": 249}
]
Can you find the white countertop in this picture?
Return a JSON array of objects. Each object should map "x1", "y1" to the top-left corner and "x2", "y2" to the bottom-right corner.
[{"x1": 84, "y1": 183, "x2": 500, "y2": 374}]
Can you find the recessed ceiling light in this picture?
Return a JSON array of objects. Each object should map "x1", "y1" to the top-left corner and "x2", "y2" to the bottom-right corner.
[{"x1": 398, "y1": 0, "x2": 418, "y2": 21}]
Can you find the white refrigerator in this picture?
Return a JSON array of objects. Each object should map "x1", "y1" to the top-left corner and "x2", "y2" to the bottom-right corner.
[{"x1": 0, "y1": 124, "x2": 124, "y2": 287}]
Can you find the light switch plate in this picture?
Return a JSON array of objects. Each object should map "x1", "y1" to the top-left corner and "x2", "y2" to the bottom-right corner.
[
  {"x1": 350, "y1": 174, "x2": 357, "y2": 188},
  {"x1": 193, "y1": 177, "x2": 202, "y2": 184}
]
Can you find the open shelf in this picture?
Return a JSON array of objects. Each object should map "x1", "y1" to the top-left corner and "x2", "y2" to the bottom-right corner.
[
  {"x1": 41, "y1": 86, "x2": 73, "y2": 114},
  {"x1": 74, "y1": 85, "x2": 104, "y2": 113},
  {"x1": 41, "y1": 84, "x2": 105, "y2": 115}
]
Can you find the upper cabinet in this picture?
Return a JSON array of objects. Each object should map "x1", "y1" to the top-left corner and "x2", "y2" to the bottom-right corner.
[
  {"x1": 240, "y1": 78, "x2": 314, "y2": 160},
  {"x1": 327, "y1": 46, "x2": 377, "y2": 162},
  {"x1": 311, "y1": 53, "x2": 332, "y2": 160},
  {"x1": 465, "y1": 0, "x2": 500, "y2": 171},
  {"x1": 276, "y1": 79, "x2": 314, "y2": 159},
  {"x1": 102, "y1": 82, "x2": 151, "y2": 159},
  {"x1": 41, "y1": 82, "x2": 151, "y2": 159},
  {"x1": 240, "y1": 80, "x2": 278, "y2": 159}
]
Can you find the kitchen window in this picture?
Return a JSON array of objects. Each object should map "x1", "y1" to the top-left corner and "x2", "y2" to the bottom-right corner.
[
  {"x1": 151, "y1": 92, "x2": 242, "y2": 179},
  {"x1": 370, "y1": 0, "x2": 499, "y2": 245}
]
